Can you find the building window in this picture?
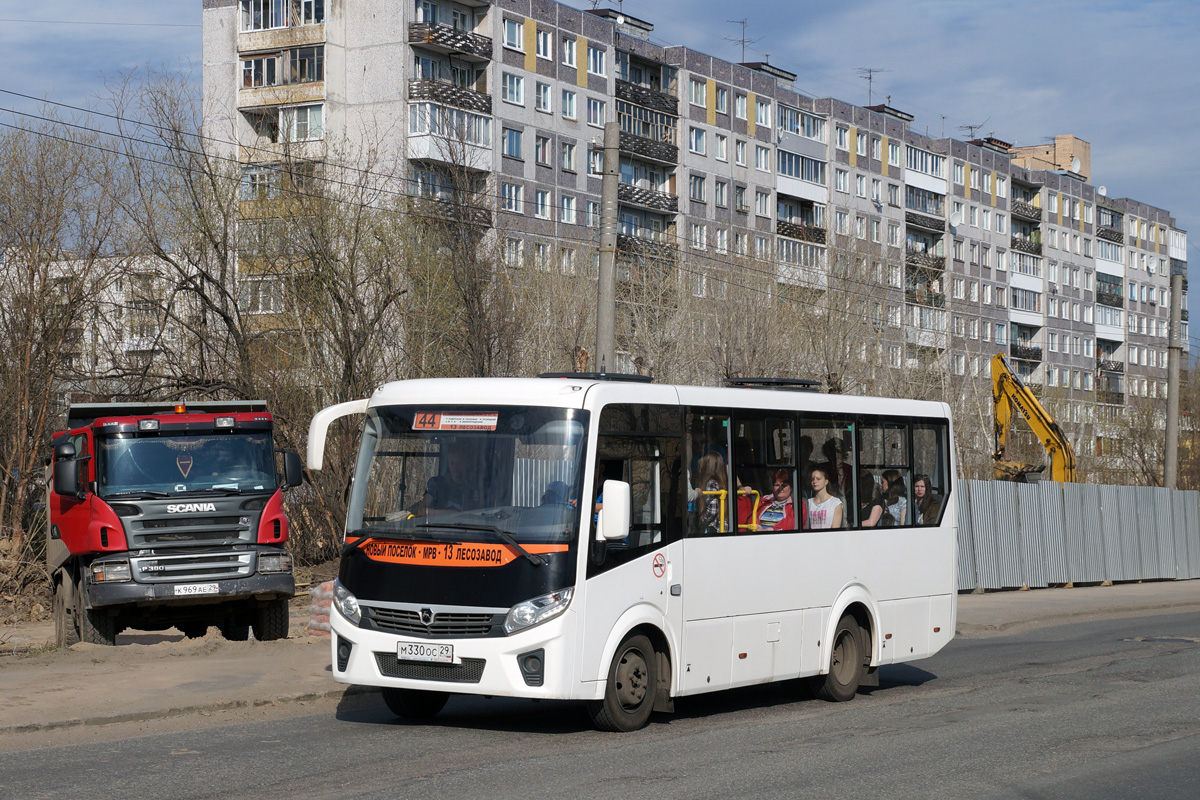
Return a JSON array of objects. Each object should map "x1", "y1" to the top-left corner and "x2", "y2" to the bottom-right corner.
[
  {"x1": 502, "y1": 127, "x2": 522, "y2": 159},
  {"x1": 587, "y1": 200, "x2": 600, "y2": 227},
  {"x1": 755, "y1": 145, "x2": 770, "y2": 172},
  {"x1": 535, "y1": 82, "x2": 551, "y2": 112},
  {"x1": 871, "y1": 137, "x2": 881, "y2": 160},
  {"x1": 689, "y1": 127, "x2": 706, "y2": 154},
  {"x1": 777, "y1": 151, "x2": 825, "y2": 184},
  {"x1": 588, "y1": 149, "x2": 603, "y2": 175},
  {"x1": 689, "y1": 174, "x2": 706, "y2": 202},
  {"x1": 500, "y1": 182, "x2": 523, "y2": 212},
  {"x1": 690, "y1": 222, "x2": 707, "y2": 250},
  {"x1": 562, "y1": 37, "x2": 577, "y2": 66},
  {"x1": 281, "y1": 104, "x2": 322, "y2": 141},
  {"x1": 689, "y1": 78, "x2": 706, "y2": 106},
  {"x1": 536, "y1": 29, "x2": 552, "y2": 59},
  {"x1": 716, "y1": 87, "x2": 728, "y2": 114},
  {"x1": 855, "y1": 174, "x2": 866, "y2": 198},
  {"x1": 836, "y1": 126, "x2": 848, "y2": 150},
  {"x1": 715, "y1": 133, "x2": 728, "y2": 161},
  {"x1": 835, "y1": 168, "x2": 848, "y2": 193},
  {"x1": 560, "y1": 195, "x2": 576, "y2": 224},
  {"x1": 534, "y1": 135, "x2": 551, "y2": 165},
  {"x1": 715, "y1": 181, "x2": 728, "y2": 207},
  {"x1": 562, "y1": 90, "x2": 577, "y2": 120},
  {"x1": 888, "y1": 223, "x2": 899, "y2": 246},
  {"x1": 503, "y1": 18, "x2": 524, "y2": 50},
  {"x1": 755, "y1": 98, "x2": 771, "y2": 127},
  {"x1": 534, "y1": 190, "x2": 551, "y2": 219},
  {"x1": 561, "y1": 141, "x2": 575, "y2": 171},
  {"x1": 587, "y1": 45, "x2": 606, "y2": 76},
  {"x1": 906, "y1": 145, "x2": 946, "y2": 178},
  {"x1": 734, "y1": 186, "x2": 747, "y2": 212},
  {"x1": 501, "y1": 73, "x2": 524, "y2": 105},
  {"x1": 587, "y1": 98, "x2": 606, "y2": 127},
  {"x1": 735, "y1": 140, "x2": 747, "y2": 166},
  {"x1": 735, "y1": 94, "x2": 747, "y2": 120}
]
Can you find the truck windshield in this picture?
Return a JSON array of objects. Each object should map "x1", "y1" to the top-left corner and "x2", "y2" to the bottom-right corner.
[
  {"x1": 96, "y1": 433, "x2": 277, "y2": 496},
  {"x1": 347, "y1": 406, "x2": 588, "y2": 546}
]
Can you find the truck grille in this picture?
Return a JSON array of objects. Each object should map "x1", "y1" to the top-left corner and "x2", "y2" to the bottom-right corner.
[
  {"x1": 127, "y1": 516, "x2": 252, "y2": 548},
  {"x1": 375, "y1": 653, "x2": 486, "y2": 683},
  {"x1": 129, "y1": 550, "x2": 254, "y2": 583},
  {"x1": 362, "y1": 606, "x2": 502, "y2": 638}
]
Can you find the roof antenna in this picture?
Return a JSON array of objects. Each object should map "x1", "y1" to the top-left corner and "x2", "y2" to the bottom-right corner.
[{"x1": 599, "y1": 354, "x2": 607, "y2": 375}]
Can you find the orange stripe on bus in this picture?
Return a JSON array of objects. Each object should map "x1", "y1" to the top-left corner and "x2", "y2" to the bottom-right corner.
[{"x1": 347, "y1": 538, "x2": 568, "y2": 567}]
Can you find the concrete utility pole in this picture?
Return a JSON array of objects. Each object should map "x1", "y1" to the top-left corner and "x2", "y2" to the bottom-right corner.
[
  {"x1": 1165, "y1": 268, "x2": 1184, "y2": 488},
  {"x1": 595, "y1": 120, "x2": 620, "y2": 373}
]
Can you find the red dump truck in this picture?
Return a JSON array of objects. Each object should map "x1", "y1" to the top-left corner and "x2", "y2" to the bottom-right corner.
[{"x1": 47, "y1": 401, "x2": 303, "y2": 645}]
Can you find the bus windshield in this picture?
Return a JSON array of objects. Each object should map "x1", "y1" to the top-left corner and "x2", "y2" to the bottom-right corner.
[
  {"x1": 347, "y1": 406, "x2": 588, "y2": 546},
  {"x1": 96, "y1": 433, "x2": 278, "y2": 497}
]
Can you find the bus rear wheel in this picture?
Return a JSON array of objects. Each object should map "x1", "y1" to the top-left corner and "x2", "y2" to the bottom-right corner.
[
  {"x1": 381, "y1": 688, "x2": 449, "y2": 720},
  {"x1": 587, "y1": 633, "x2": 657, "y2": 732},
  {"x1": 813, "y1": 614, "x2": 863, "y2": 702}
]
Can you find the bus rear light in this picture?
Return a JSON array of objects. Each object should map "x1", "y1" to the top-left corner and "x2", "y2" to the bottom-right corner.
[
  {"x1": 215, "y1": 416, "x2": 235, "y2": 428},
  {"x1": 138, "y1": 419, "x2": 160, "y2": 431},
  {"x1": 174, "y1": 404, "x2": 187, "y2": 414}
]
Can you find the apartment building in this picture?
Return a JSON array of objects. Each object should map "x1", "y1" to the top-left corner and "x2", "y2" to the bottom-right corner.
[{"x1": 201, "y1": 0, "x2": 1187, "y2": 469}]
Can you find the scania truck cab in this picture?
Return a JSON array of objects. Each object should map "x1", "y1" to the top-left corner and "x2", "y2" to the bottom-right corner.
[{"x1": 48, "y1": 401, "x2": 303, "y2": 645}]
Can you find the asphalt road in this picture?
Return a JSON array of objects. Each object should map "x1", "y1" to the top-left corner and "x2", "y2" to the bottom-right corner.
[{"x1": 3, "y1": 611, "x2": 1200, "y2": 800}]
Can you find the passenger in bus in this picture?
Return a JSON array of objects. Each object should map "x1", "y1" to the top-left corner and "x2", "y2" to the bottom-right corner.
[
  {"x1": 417, "y1": 438, "x2": 477, "y2": 515},
  {"x1": 806, "y1": 468, "x2": 843, "y2": 529},
  {"x1": 820, "y1": 437, "x2": 853, "y2": 495},
  {"x1": 858, "y1": 473, "x2": 887, "y2": 527},
  {"x1": 757, "y1": 469, "x2": 801, "y2": 531},
  {"x1": 880, "y1": 469, "x2": 908, "y2": 526},
  {"x1": 735, "y1": 476, "x2": 759, "y2": 530},
  {"x1": 914, "y1": 474, "x2": 941, "y2": 525},
  {"x1": 541, "y1": 480, "x2": 571, "y2": 506},
  {"x1": 695, "y1": 450, "x2": 727, "y2": 534}
]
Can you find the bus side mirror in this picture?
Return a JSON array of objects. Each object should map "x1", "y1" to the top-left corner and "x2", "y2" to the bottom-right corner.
[
  {"x1": 53, "y1": 443, "x2": 80, "y2": 498},
  {"x1": 283, "y1": 451, "x2": 304, "y2": 489},
  {"x1": 597, "y1": 480, "x2": 631, "y2": 541}
]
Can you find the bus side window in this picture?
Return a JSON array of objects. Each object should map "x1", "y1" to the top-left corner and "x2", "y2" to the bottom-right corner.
[
  {"x1": 858, "y1": 421, "x2": 912, "y2": 527},
  {"x1": 912, "y1": 421, "x2": 950, "y2": 526},
  {"x1": 686, "y1": 411, "x2": 732, "y2": 537}
]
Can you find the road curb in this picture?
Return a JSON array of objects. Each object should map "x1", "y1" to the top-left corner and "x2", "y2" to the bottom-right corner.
[{"x1": 956, "y1": 598, "x2": 1200, "y2": 636}]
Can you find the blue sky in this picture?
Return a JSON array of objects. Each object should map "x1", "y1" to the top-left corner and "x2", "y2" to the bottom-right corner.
[{"x1": 2, "y1": 0, "x2": 1198, "y2": 278}]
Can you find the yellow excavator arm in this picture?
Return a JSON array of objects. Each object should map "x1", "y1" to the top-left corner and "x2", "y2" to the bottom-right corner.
[{"x1": 991, "y1": 353, "x2": 1078, "y2": 482}]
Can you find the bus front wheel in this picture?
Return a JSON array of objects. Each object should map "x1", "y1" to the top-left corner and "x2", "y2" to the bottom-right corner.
[
  {"x1": 813, "y1": 614, "x2": 863, "y2": 702},
  {"x1": 587, "y1": 633, "x2": 658, "y2": 732}
]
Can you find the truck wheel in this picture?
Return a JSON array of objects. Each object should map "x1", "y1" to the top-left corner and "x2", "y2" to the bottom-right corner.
[
  {"x1": 252, "y1": 598, "x2": 290, "y2": 641},
  {"x1": 54, "y1": 575, "x2": 78, "y2": 647},
  {"x1": 74, "y1": 574, "x2": 117, "y2": 646},
  {"x1": 586, "y1": 633, "x2": 658, "y2": 732},
  {"x1": 220, "y1": 620, "x2": 250, "y2": 641},
  {"x1": 381, "y1": 688, "x2": 448, "y2": 720}
]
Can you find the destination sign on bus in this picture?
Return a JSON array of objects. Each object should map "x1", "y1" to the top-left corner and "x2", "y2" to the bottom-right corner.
[
  {"x1": 412, "y1": 412, "x2": 498, "y2": 431},
  {"x1": 355, "y1": 538, "x2": 567, "y2": 567}
]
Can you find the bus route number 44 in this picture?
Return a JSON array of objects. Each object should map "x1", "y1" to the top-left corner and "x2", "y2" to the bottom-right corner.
[{"x1": 399, "y1": 642, "x2": 454, "y2": 664}]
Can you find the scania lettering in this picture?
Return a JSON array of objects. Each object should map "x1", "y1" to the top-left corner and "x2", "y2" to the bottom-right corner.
[
  {"x1": 48, "y1": 401, "x2": 304, "y2": 645},
  {"x1": 308, "y1": 377, "x2": 957, "y2": 731}
]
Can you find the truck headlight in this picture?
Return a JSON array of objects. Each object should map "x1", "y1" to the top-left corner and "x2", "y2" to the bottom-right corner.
[
  {"x1": 258, "y1": 551, "x2": 293, "y2": 574},
  {"x1": 504, "y1": 587, "x2": 573, "y2": 635},
  {"x1": 333, "y1": 580, "x2": 361, "y2": 626},
  {"x1": 91, "y1": 560, "x2": 131, "y2": 582}
]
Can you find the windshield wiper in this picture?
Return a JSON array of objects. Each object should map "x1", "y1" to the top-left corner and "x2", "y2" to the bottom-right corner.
[
  {"x1": 340, "y1": 526, "x2": 456, "y2": 557},
  {"x1": 416, "y1": 522, "x2": 547, "y2": 566},
  {"x1": 104, "y1": 490, "x2": 171, "y2": 499}
]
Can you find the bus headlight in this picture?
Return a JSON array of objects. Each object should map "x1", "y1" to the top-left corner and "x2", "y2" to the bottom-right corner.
[
  {"x1": 504, "y1": 587, "x2": 573, "y2": 635},
  {"x1": 258, "y1": 551, "x2": 292, "y2": 574},
  {"x1": 91, "y1": 560, "x2": 131, "y2": 582},
  {"x1": 333, "y1": 580, "x2": 361, "y2": 626}
]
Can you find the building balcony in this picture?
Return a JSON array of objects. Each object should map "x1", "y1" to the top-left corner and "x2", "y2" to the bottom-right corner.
[
  {"x1": 1171, "y1": 257, "x2": 1188, "y2": 277},
  {"x1": 1011, "y1": 236, "x2": 1042, "y2": 256},
  {"x1": 905, "y1": 210, "x2": 945, "y2": 232},
  {"x1": 617, "y1": 233, "x2": 678, "y2": 261},
  {"x1": 238, "y1": 24, "x2": 325, "y2": 55},
  {"x1": 1097, "y1": 358, "x2": 1124, "y2": 373},
  {"x1": 408, "y1": 79, "x2": 492, "y2": 114},
  {"x1": 1010, "y1": 343, "x2": 1043, "y2": 362},
  {"x1": 776, "y1": 219, "x2": 826, "y2": 244},
  {"x1": 905, "y1": 287, "x2": 945, "y2": 308},
  {"x1": 615, "y1": 79, "x2": 678, "y2": 116},
  {"x1": 618, "y1": 183, "x2": 678, "y2": 213},
  {"x1": 905, "y1": 247, "x2": 945, "y2": 270},
  {"x1": 412, "y1": 195, "x2": 492, "y2": 228},
  {"x1": 1097, "y1": 389, "x2": 1125, "y2": 406},
  {"x1": 238, "y1": 82, "x2": 325, "y2": 110},
  {"x1": 1096, "y1": 288, "x2": 1124, "y2": 308},
  {"x1": 1097, "y1": 225, "x2": 1124, "y2": 245},
  {"x1": 618, "y1": 130, "x2": 678, "y2": 165},
  {"x1": 1010, "y1": 199, "x2": 1041, "y2": 221},
  {"x1": 408, "y1": 22, "x2": 492, "y2": 60},
  {"x1": 1026, "y1": 382, "x2": 1044, "y2": 398}
]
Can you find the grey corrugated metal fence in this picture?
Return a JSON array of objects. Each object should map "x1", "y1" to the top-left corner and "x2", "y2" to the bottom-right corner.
[{"x1": 956, "y1": 480, "x2": 1200, "y2": 591}]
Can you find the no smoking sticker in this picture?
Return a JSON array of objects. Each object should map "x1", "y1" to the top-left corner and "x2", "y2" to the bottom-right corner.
[{"x1": 652, "y1": 553, "x2": 666, "y2": 578}]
